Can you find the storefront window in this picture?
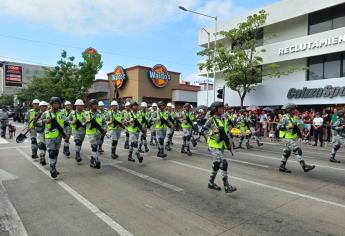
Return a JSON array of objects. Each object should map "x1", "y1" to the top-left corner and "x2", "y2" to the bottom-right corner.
[
  {"x1": 324, "y1": 53, "x2": 341, "y2": 79},
  {"x1": 333, "y1": 4, "x2": 345, "y2": 29},
  {"x1": 308, "y1": 56, "x2": 323, "y2": 80}
]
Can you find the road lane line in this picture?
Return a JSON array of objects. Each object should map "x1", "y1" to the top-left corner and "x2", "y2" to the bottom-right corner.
[
  {"x1": 16, "y1": 148, "x2": 135, "y2": 236},
  {"x1": 237, "y1": 152, "x2": 345, "y2": 172},
  {"x1": 111, "y1": 164, "x2": 184, "y2": 193},
  {"x1": 0, "y1": 138, "x2": 9, "y2": 144},
  {"x1": 168, "y1": 160, "x2": 345, "y2": 210}
]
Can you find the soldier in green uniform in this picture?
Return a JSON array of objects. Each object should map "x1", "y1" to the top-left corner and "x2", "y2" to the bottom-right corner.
[
  {"x1": 25, "y1": 99, "x2": 40, "y2": 159},
  {"x1": 165, "y1": 102, "x2": 176, "y2": 151},
  {"x1": 37, "y1": 101, "x2": 49, "y2": 166},
  {"x1": 205, "y1": 101, "x2": 237, "y2": 193},
  {"x1": 180, "y1": 103, "x2": 196, "y2": 156},
  {"x1": 69, "y1": 99, "x2": 86, "y2": 163},
  {"x1": 106, "y1": 100, "x2": 123, "y2": 159},
  {"x1": 62, "y1": 101, "x2": 73, "y2": 157},
  {"x1": 122, "y1": 101, "x2": 131, "y2": 149},
  {"x1": 330, "y1": 110, "x2": 345, "y2": 163},
  {"x1": 236, "y1": 110, "x2": 253, "y2": 149},
  {"x1": 149, "y1": 103, "x2": 158, "y2": 146},
  {"x1": 138, "y1": 102, "x2": 150, "y2": 153},
  {"x1": 42, "y1": 97, "x2": 66, "y2": 178},
  {"x1": 126, "y1": 102, "x2": 143, "y2": 163},
  {"x1": 278, "y1": 103, "x2": 315, "y2": 173},
  {"x1": 98, "y1": 101, "x2": 106, "y2": 154},
  {"x1": 84, "y1": 99, "x2": 106, "y2": 169}
]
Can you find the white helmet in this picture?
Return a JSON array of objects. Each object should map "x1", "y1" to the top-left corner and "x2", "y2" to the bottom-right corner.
[
  {"x1": 199, "y1": 109, "x2": 204, "y2": 113},
  {"x1": 171, "y1": 105, "x2": 175, "y2": 109},
  {"x1": 32, "y1": 99, "x2": 40, "y2": 104},
  {"x1": 125, "y1": 102, "x2": 131, "y2": 107},
  {"x1": 111, "y1": 101, "x2": 118, "y2": 106},
  {"x1": 141, "y1": 102, "x2": 148, "y2": 107},
  {"x1": 74, "y1": 99, "x2": 84, "y2": 106},
  {"x1": 64, "y1": 101, "x2": 72, "y2": 106},
  {"x1": 39, "y1": 101, "x2": 48, "y2": 106},
  {"x1": 167, "y1": 102, "x2": 172, "y2": 107},
  {"x1": 98, "y1": 101, "x2": 105, "y2": 107},
  {"x1": 152, "y1": 103, "x2": 158, "y2": 107}
]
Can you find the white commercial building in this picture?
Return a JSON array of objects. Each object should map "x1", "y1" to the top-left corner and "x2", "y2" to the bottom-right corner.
[{"x1": 197, "y1": 0, "x2": 345, "y2": 108}]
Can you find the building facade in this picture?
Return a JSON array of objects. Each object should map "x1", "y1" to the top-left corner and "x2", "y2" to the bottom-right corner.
[
  {"x1": 197, "y1": 0, "x2": 345, "y2": 108},
  {"x1": 0, "y1": 61, "x2": 47, "y2": 96},
  {"x1": 106, "y1": 65, "x2": 200, "y2": 107}
]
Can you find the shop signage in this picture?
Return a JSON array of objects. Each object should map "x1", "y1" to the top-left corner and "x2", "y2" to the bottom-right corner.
[
  {"x1": 5, "y1": 65, "x2": 22, "y2": 86},
  {"x1": 112, "y1": 66, "x2": 127, "y2": 89},
  {"x1": 84, "y1": 47, "x2": 98, "y2": 61},
  {"x1": 287, "y1": 85, "x2": 345, "y2": 99},
  {"x1": 279, "y1": 34, "x2": 345, "y2": 55},
  {"x1": 148, "y1": 64, "x2": 171, "y2": 88}
]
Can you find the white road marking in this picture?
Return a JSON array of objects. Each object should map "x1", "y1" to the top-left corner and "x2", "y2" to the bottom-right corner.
[
  {"x1": 237, "y1": 152, "x2": 345, "y2": 172},
  {"x1": 15, "y1": 148, "x2": 135, "y2": 236},
  {"x1": 0, "y1": 145, "x2": 30, "y2": 150},
  {"x1": 168, "y1": 160, "x2": 345, "y2": 210},
  {"x1": 0, "y1": 138, "x2": 9, "y2": 144},
  {"x1": 111, "y1": 164, "x2": 184, "y2": 193},
  {"x1": 0, "y1": 169, "x2": 28, "y2": 236}
]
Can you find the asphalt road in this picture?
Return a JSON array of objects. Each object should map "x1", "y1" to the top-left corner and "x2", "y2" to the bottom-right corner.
[{"x1": 1, "y1": 122, "x2": 345, "y2": 236}]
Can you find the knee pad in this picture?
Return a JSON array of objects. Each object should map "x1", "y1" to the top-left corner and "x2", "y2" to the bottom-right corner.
[
  {"x1": 132, "y1": 142, "x2": 138, "y2": 148},
  {"x1": 152, "y1": 131, "x2": 156, "y2": 136},
  {"x1": 38, "y1": 142, "x2": 46, "y2": 150},
  {"x1": 219, "y1": 159, "x2": 228, "y2": 171},
  {"x1": 168, "y1": 133, "x2": 173, "y2": 139},
  {"x1": 141, "y1": 133, "x2": 146, "y2": 140},
  {"x1": 91, "y1": 144, "x2": 98, "y2": 152},
  {"x1": 293, "y1": 147, "x2": 302, "y2": 156},
  {"x1": 183, "y1": 136, "x2": 187, "y2": 142},
  {"x1": 283, "y1": 149, "x2": 291, "y2": 158},
  {"x1": 240, "y1": 136, "x2": 244, "y2": 141},
  {"x1": 126, "y1": 132, "x2": 129, "y2": 137},
  {"x1": 31, "y1": 137, "x2": 37, "y2": 145},
  {"x1": 212, "y1": 161, "x2": 220, "y2": 171},
  {"x1": 187, "y1": 135, "x2": 191, "y2": 141},
  {"x1": 111, "y1": 140, "x2": 117, "y2": 146},
  {"x1": 75, "y1": 139, "x2": 82, "y2": 146},
  {"x1": 334, "y1": 143, "x2": 341, "y2": 151},
  {"x1": 159, "y1": 137, "x2": 164, "y2": 145},
  {"x1": 48, "y1": 149, "x2": 58, "y2": 158}
]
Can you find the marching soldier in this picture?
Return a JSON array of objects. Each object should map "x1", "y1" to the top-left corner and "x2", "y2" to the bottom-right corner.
[
  {"x1": 84, "y1": 99, "x2": 106, "y2": 169},
  {"x1": 330, "y1": 110, "x2": 345, "y2": 163},
  {"x1": 107, "y1": 100, "x2": 123, "y2": 159},
  {"x1": 205, "y1": 101, "x2": 237, "y2": 193},
  {"x1": 98, "y1": 101, "x2": 106, "y2": 154},
  {"x1": 152, "y1": 101, "x2": 170, "y2": 158},
  {"x1": 180, "y1": 103, "x2": 195, "y2": 156},
  {"x1": 25, "y1": 99, "x2": 40, "y2": 159},
  {"x1": 62, "y1": 101, "x2": 73, "y2": 157},
  {"x1": 149, "y1": 103, "x2": 158, "y2": 146},
  {"x1": 42, "y1": 97, "x2": 66, "y2": 178},
  {"x1": 70, "y1": 99, "x2": 86, "y2": 163},
  {"x1": 165, "y1": 103, "x2": 176, "y2": 151},
  {"x1": 37, "y1": 101, "x2": 49, "y2": 166},
  {"x1": 139, "y1": 102, "x2": 150, "y2": 153},
  {"x1": 122, "y1": 102, "x2": 131, "y2": 149},
  {"x1": 126, "y1": 102, "x2": 143, "y2": 163},
  {"x1": 278, "y1": 103, "x2": 315, "y2": 173}
]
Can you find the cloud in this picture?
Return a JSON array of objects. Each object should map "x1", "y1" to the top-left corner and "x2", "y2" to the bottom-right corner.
[{"x1": 1, "y1": 0, "x2": 241, "y2": 35}]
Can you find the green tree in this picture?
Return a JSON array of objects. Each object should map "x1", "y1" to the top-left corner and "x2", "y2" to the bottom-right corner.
[
  {"x1": 17, "y1": 49, "x2": 102, "y2": 103},
  {"x1": 0, "y1": 94, "x2": 14, "y2": 106},
  {"x1": 198, "y1": 10, "x2": 298, "y2": 108}
]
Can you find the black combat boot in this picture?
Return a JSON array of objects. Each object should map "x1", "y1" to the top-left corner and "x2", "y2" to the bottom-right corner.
[
  {"x1": 330, "y1": 153, "x2": 340, "y2": 163},
  {"x1": 186, "y1": 146, "x2": 192, "y2": 156},
  {"x1": 300, "y1": 160, "x2": 315, "y2": 172},
  {"x1": 98, "y1": 145, "x2": 104, "y2": 154},
  {"x1": 136, "y1": 153, "x2": 143, "y2": 163},
  {"x1": 75, "y1": 152, "x2": 82, "y2": 163},
  {"x1": 223, "y1": 177, "x2": 237, "y2": 193},
  {"x1": 279, "y1": 161, "x2": 291, "y2": 173},
  {"x1": 50, "y1": 164, "x2": 58, "y2": 178},
  {"x1": 246, "y1": 142, "x2": 253, "y2": 149},
  {"x1": 111, "y1": 148, "x2": 119, "y2": 159},
  {"x1": 95, "y1": 160, "x2": 101, "y2": 169},
  {"x1": 128, "y1": 152, "x2": 135, "y2": 162},
  {"x1": 39, "y1": 153, "x2": 46, "y2": 166},
  {"x1": 138, "y1": 143, "x2": 144, "y2": 153},
  {"x1": 256, "y1": 140, "x2": 263, "y2": 147},
  {"x1": 208, "y1": 176, "x2": 221, "y2": 191},
  {"x1": 90, "y1": 156, "x2": 97, "y2": 168},
  {"x1": 124, "y1": 140, "x2": 129, "y2": 149},
  {"x1": 165, "y1": 142, "x2": 172, "y2": 151},
  {"x1": 181, "y1": 145, "x2": 186, "y2": 153}
]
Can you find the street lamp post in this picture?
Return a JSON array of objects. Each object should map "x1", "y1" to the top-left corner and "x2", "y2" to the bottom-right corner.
[
  {"x1": 178, "y1": 6, "x2": 218, "y2": 102},
  {"x1": 202, "y1": 28, "x2": 210, "y2": 106}
]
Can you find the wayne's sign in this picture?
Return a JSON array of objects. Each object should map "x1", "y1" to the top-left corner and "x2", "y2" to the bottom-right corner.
[{"x1": 287, "y1": 85, "x2": 345, "y2": 99}]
